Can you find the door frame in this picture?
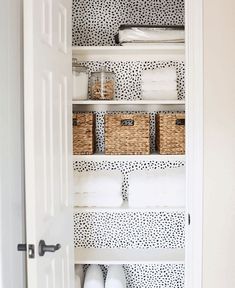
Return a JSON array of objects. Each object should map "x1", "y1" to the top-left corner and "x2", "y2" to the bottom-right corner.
[{"x1": 185, "y1": 0, "x2": 204, "y2": 287}]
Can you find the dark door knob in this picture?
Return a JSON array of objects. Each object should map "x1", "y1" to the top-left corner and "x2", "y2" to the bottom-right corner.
[{"x1": 38, "y1": 240, "x2": 61, "y2": 256}]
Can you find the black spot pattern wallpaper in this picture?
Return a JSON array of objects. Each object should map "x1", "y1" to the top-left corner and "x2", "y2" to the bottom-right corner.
[{"x1": 72, "y1": 0, "x2": 185, "y2": 46}]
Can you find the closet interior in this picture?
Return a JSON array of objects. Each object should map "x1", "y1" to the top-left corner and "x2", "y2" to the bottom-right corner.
[{"x1": 72, "y1": 1, "x2": 186, "y2": 287}]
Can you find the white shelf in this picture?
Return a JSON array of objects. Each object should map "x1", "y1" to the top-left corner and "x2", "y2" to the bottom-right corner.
[
  {"x1": 74, "y1": 201, "x2": 185, "y2": 213},
  {"x1": 73, "y1": 153, "x2": 185, "y2": 162},
  {"x1": 72, "y1": 100, "x2": 185, "y2": 105},
  {"x1": 74, "y1": 248, "x2": 185, "y2": 265},
  {"x1": 72, "y1": 44, "x2": 185, "y2": 61}
]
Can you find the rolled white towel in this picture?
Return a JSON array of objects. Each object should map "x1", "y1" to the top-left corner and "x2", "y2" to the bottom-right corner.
[
  {"x1": 75, "y1": 275, "x2": 81, "y2": 288},
  {"x1": 141, "y1": 80, "x2": 177, "y2": 91},
  {"x1": 75, "y1": 265, "x2": 84, "y2": 287},
  {"x1": 74, "y1": 192, "x2": 123, "y2": 208},
  {"x1": 128, "y1": 167, "x2": 185, "y2": 208},
  {"x1": 142, "y1": 67, "x2": 177, "y2": 82},
  {"x1": 142, "y1": 90, "x2": 177, "y2": 100},
  {"x1": 74, "y1": 170, "x2": 123, "y2": 195},
  {"x1": 84, "y1": 265, "x2": 104, "y2": 288},
  {"x1": 105, "y1": 265, "x2": 126, "y2": 288}
]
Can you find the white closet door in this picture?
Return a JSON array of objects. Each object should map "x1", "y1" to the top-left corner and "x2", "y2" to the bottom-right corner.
[{"x1": 24, "y1": 0, "x2": 73, "y2": 287}]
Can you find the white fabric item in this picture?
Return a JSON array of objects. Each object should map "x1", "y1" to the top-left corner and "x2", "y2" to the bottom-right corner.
[
  {"x1": 119, "y1": 27, "x2": 185, "y2": 44},
  {"x1": 74, "y1": 170, "x2": 123, "y2": 195},
  {"x1": 128, "y1": 167, "x2": 186, "y2": 208},
  {"x1": 75, "y1": 265, "x2": 84, "y2": 287},
  {"x1": 74, "y1": 192, "x2": 123, "y2": 208},
  {"x1": 105, "y1": 265, "x2": 126, "y2": 288},
  {"x1": 141, "y1": 80, "x2": 177, "y2": 91},
  {"x1": 84, "y1": 265, "x2": 104, "y2": 288},
  {"x1": 142, "y1": 90, "x2": 177, "y2": 100},
  {"x1": 142, "y1": 67, "x2": 177, "y2": 82},
  {"x1": 75, "y1": 275, "x2": 81, "y2": 288}
]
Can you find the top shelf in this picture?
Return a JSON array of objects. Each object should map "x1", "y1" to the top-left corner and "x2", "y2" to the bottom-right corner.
[{"x1": 72, "y1": 44, "x2": 185, "y2": 61}]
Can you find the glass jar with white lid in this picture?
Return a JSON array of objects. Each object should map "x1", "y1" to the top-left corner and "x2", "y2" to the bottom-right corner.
[{"x1": 72, "y1": 58, "x2": 89, "y2": 100}]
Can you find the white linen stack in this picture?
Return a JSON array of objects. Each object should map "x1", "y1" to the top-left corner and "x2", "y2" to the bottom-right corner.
[
  {"x1": 141, "y1": 67, "x2": 178, "y2": 100},
  {"x1": 128, "y1": 166, "x2": 185, "y2": 208},
  {"x1": 74, "y1": 170, "x2": 123, "y2": 208}
]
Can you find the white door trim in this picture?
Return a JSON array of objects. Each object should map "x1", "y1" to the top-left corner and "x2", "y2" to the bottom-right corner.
[{"x1": 185, "y1": 0, "x2": 204, "y2": 287}]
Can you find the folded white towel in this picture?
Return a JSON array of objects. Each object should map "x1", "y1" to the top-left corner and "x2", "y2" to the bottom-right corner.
[
  {"x1": 142, "y1": 67, "x2": 177, "y2": 82},
  {"x1": 74, "y1": 170, "x2": 123, "y2": 195},
  {"x1": 84, "y1": 265, "x2": 104, "y2": 288},
  {"x1": 75, "y1": 265, "x2": 84, "y2": 287},
  {"x1": 74, "y1": 192, "x2": 123, "y2": 208},
  {"x1": 142, "y1": 90, "x2": 178, "y2": 100},
  {"x1": 128, "y1": 167, "x2": 185, "y2": 208},
  {"x1": 105, "y1": 265, "x2": 126, "y2": 288},
  {"x1": 142, "y1": 80, "x2": 177, "y2": 91}
]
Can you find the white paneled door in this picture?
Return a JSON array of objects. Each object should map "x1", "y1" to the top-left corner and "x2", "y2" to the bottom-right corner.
[{"x1": 24, "y1": 0, "x2": 74, "y2": 287}]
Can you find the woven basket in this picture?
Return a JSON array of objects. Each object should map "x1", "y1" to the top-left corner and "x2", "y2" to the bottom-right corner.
[
  {"x1": 156, "y1": 113, "x2": 185, "y2": 155},
  {"x1": 105, "y1": 113, "x2": 150, "y2": 155},
  {"x1": 73, "y1": 113, "x2": 95, "y2": 155}
]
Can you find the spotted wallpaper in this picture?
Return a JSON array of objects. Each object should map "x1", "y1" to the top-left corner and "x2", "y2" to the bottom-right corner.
[
  {"x1": 72, "y1": 0, "x2": 185, "y2": 46},
  {"x1": 77, "y1": 61, "x2": 185, "y2": 100}
]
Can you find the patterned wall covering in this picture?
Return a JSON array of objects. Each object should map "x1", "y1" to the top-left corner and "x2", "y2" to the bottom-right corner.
[{"x1": 72, "y1": 0, "x2": 185, "y2": 46}]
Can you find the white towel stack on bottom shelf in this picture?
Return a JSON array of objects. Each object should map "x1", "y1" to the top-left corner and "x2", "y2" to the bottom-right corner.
[
  {"x1": 74, "y1": 170, "x2": 123, "y2": 208},
  {"x1": 141, "y1": 67, "x2": 178, "y2": 100},
  {"x1": 128, "y1": 166, "x2": 185, "y2": 208}
]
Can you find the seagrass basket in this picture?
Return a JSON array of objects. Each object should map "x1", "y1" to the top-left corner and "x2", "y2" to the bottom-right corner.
[
  {"x1": 73, "y1": 113, "x2": 95, "y2": 155},
  {"x1": 156, "y1": 113, "x2": 185, "y2": 155},
  {"x1": 105, "y1": 113, "x2": 150, "y2": 155}
]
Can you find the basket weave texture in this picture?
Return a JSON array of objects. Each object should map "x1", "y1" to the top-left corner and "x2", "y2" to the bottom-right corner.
[
  {"x1": 156, "y1": 113, "x2": 185, "y2": 155},
  {"x1": 73, "y1": 113, "x2": 95, "y2": 155},
  {"x1": 105, "y1": 113, "x2": 150, "y2": 155}
]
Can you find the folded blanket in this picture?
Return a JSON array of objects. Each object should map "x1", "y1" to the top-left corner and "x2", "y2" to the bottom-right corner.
[
  {"x1": 142, "y1": 67, "x2": 177, "y2": 82},
  {"x1": 84, "y1": 265, "x2": 104, "y2": 288},
  {"x1": 74, "y1": 170, "x2": 123, "y2": 195},
  {"x1": 142, "y1": 90, "x2": 178, "y2": 100},
  {"x1": 142, "y1": 80, "x2": 177, "y2": 91},
  {"x1": 105, "y1": 265, "x2": 126, "y2": 288},
  {"x1": 128, "y1": 167, "x2": 185, "y2": 208},
  {"x1": 74, "y1": 192, "x2": 123, "y2": 208}
]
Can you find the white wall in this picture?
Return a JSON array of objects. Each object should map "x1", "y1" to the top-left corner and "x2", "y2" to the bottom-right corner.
[
  {"x1": 0, "y1": 0, "x2": 26, "y2": 287},
  {"x1": 203, "y1": 0, "x2": 235, "y2": 287}
]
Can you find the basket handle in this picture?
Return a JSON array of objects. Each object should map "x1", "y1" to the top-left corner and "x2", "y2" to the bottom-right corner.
[
  {"x1": 121, "y1": 119, "x2": 135, "y2": 126},
  {"x1": 175, "y1": 119, "x2": 185, "y2": 126},
  {"x1": 73, "y1": 119, "x2": 81, "y2": 126}
]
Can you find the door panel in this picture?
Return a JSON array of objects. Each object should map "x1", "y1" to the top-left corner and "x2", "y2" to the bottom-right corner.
[{"x1": 24, "y1": 0, "x2": 73, "y2": 287}]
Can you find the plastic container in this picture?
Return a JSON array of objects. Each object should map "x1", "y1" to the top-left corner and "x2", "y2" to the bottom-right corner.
[
  {"x1": 90, "y1": 69, "x2": 115, "y2": 100},
  {"x1": 72, "y1": 58, "x2": 88, "y2": 100}
]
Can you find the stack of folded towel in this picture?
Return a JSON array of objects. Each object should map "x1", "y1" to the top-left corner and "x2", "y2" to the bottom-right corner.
[
  {"x1": 128, "y1": 166, "x2": 185, "y2": 208},
  {"x1": 74, "y1": 170, "x2": 123, "y2": 208},
  {"x1": 82, "y1": 265, "x2": 126, "y2": 288},
  {"x1": 141, "y1": 67, "x2": 178, "y2": 100}
]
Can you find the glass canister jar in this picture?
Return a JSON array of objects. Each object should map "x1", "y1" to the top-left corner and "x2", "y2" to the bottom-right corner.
[
  {"x1": 90, "y1": 69, "x2": 115, "y2": 100},
  {"x1": 72, "y1": 58, "x2": 89, "y2": 100}
]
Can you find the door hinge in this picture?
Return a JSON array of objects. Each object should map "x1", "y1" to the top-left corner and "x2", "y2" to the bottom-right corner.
[{"x1": 188, "y1": 213, "x2": 191, "y2": 225}]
